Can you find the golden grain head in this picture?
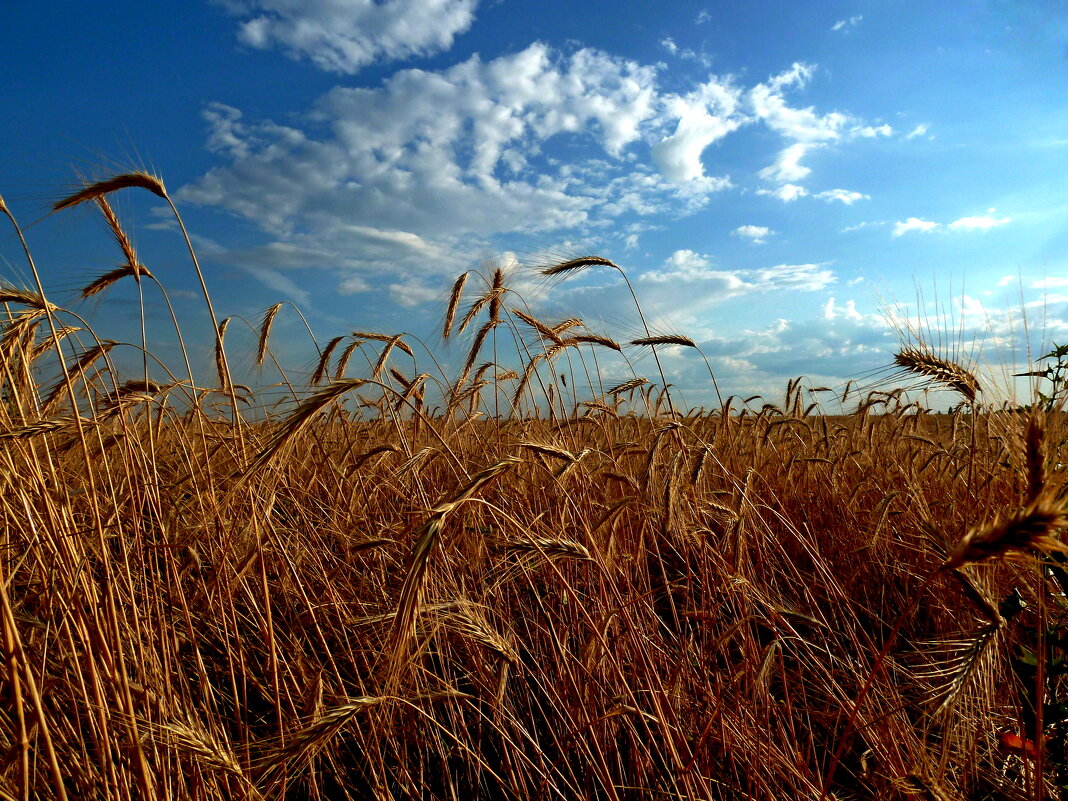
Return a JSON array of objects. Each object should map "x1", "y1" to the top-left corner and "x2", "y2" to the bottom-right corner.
[
  {"x1": 53, "y1": 171, "x2": 168, "y2": 212},
  {"x1": 943, "y1": 496, "x2": 1068, "y2": 570},
  {"x1": 541, "y1": 255, "x2": 618, "y2": 277},
  {"x1": 893, "y1": 346, "x2": 980, "y2": 402},
  {"x1": 631, "y1": 334, "x2": 698, "y2": 349}
]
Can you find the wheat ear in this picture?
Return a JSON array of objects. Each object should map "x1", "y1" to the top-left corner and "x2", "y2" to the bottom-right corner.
[
  {"x1": 894, "y1": 346, "x2": 980, "y2": 402},
  {"x1": 943, "y1": 496, "x2": 1068, "y2": 570}
]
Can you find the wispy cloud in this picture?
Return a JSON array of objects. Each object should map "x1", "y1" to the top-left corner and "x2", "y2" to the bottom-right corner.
[
  {"x1": 1031, "y1": 276, "x2": 1068, "y2": 288},
  {"x1": 749, "y1": 62, "x2": 891, "y2": 200},
  {"x1": 831, "y1": 15, "x2": 862, "y2": 32},
  {"x1": 640, "y1": 250, "x2": 834, "y2": 293},
  {"x1": 893, "y1": 211, "x2": 1011, "y2": 236}
]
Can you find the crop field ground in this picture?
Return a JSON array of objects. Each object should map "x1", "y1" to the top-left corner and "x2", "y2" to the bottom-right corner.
[{"x1": 0, "y1": 174, "x2": 1066, "y2": 800}]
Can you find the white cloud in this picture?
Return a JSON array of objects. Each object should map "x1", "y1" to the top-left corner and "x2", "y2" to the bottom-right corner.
[
  {"x1": 181, "y1": 44, "x2": 672, "y2": 280},
  {"x1": 1031, "y1": 277, "x2": 1068, "y2": 288},
  {"x1": 893, "y1": 217, "x2": 940, "y2": 236},
  {"x1": 948, "y1": 214, "x2": 1011, "y2": 230},
  {"x1": 641, "y1": 250, "x2": 833, "y2": 294},
  {"x1": 749, "y1": 63, "x2": 858, "y2": 144},
  {"x1": 220, "y1": 0, "x2": 479, "y2": 74},
  {"x1": 388, "y1": 277, "x2": 441, "y2": 307},
  {"x1": 855, "y1": 124, "x2": 893, "y2": 138},
  {"x1": 890, "y1": 212, "x2": 1010, "y2": 237},
  {"x1": 759, "y1": 141, "x2": 815, "y2": 183},
  {"x1": 749, "y1": 63, "x2": 889, "y2": 198},
  {"x1": 752, "y1": 263, "x2": 836, "y2": 292},
  {"x1": 906, "y1": 123, "x2": 930, "y2": 139},
  {"x1": 338, "y1": 275, "x2": 371, "y2": 294},
  {"x1": 757, "y1": 183, "x2": 809, "y2": 202},
  {"x1": 652, "y1": 77, "x2": 743, "y2": 184},
  {"x1": 997, "y1": 275, "x2": 1017, "y2": 287},
  {"x1": 182, "y1": 45, "x2": 891, "y2": 303},
  {"x1": 659, "y1": 37, "x2": 711, "y2": 66},
  {"x1": 815, "y1": 188, "x2": 869, "y2": 204},
  {"x1": 696, "y1": 9, "x2": 711, "y2": 24},
  {"x1": 641, "y1": 249, "x2": 739, "y2": 285},
  {"x1": 822, "y1": 296, "x2": 863, "y2": 321},
  {"x1": 831, "y1": 15, "x2": 863, "y2": 32},
  {"x1": 732, "y1": 225, "x2": 774, "y2": 243}
]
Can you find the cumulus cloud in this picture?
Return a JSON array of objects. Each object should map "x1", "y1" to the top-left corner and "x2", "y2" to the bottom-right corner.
[
  {"x1": 758, "y1": 142, "x2": 815, "y2": 183},
  {"x1": 749, "y1": 63, "x2": 847, "y2": 144},
  {"x1": 893, "y1": 217, "x2": 940, "y2": 236},
  {"x1": 181, "y1": 43, "x2": 679, "y2": 293},
  {"x1": 219, "y1": 0, "x2": 479, "y2": 73},
  {"x1": 732, "y1": 225, "x2": 774, "y2": 243},
  {"x1": 652, "y1": 76, "x2": 743, "y2": 183},
  {"x1": 757, "y1": 184, "x2": 809, "y2": 202},
  {"x1": 182, "y1": 45, "x2": 891, "y2": 302},
  {"x1": 822, "y1": 296, "x2": 863, "y2": 321},
  {"x1": 948, "y1": 213, "x2": 1011, "y2": 230},
  {"x1": 815, "y1": 188, "x2": 868, "y2": 204}
]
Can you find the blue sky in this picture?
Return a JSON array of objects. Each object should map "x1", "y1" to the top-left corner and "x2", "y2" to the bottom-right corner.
[{"x1": 3, "y1": 1, "x2": 1068, "y2": 408}]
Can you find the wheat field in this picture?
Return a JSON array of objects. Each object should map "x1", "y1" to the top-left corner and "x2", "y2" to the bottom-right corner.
[{"x1": 0, "y1": 174, "x2": 1065, "y2": 800}]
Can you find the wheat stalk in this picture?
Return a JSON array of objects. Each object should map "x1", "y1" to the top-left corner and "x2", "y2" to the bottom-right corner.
[{"x1": 389, "y1": 458, "x2": 518, "y2": 676}]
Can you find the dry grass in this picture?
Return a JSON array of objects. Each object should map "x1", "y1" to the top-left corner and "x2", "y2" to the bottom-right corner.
[{"x1": 0, "y1": 175, "x2": 1065, "y2": 800}]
